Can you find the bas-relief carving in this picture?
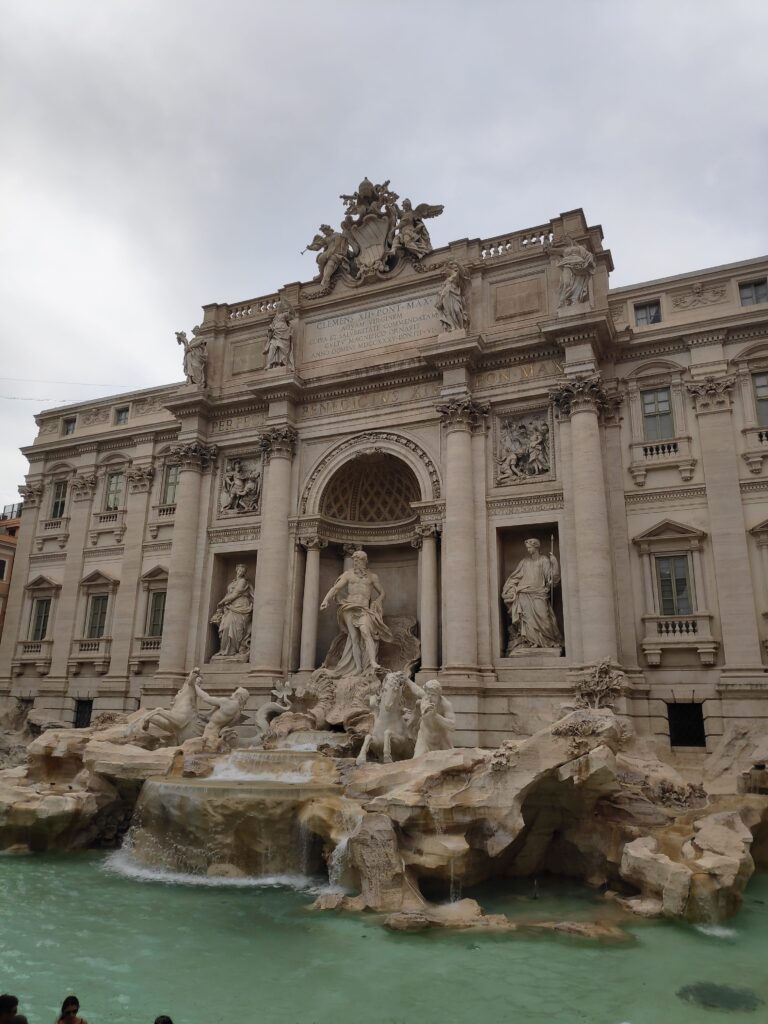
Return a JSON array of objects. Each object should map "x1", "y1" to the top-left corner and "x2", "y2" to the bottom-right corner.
[
  {"x1": 176, "y1": 327, "x2": 207, "y2": 387},
  {"x1": 219, "y1": 456, "x2": 262, "y2": 514},
  {"x1": 264, "y1": 299, "x2": 296, "y2": 370},
  {"x1": 548, "y1": 237, "x2": 595, "y2": 308},
  {"x1": 435, "y1": 262, "x2": 469, "y2": 332},
  {"x1": 671, "y1": 282, "x2": 727, "y2": 310},
  {"x1": 132, "y1": 394, "x2": 168, "y2": 416},
  {"x1": 303, "y1": 177, "x2": 443, "y2": 296},
  {"x1": 210, "y1": 564, "x2": 254, "y2": 660},
  {"x1": 496, "y1": 412, "x2": 551, "y2": 485},
  {"x1": 82, "y1": 407, "x2": 110, "y2": 426},
  {"x1": 502, "y1": 537, "x2": 562, "y2": 654}
]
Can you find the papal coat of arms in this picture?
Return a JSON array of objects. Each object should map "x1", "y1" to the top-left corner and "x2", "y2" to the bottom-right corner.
[{"x1": 303, "y1": 177, "x2": 443, "y2": 296}]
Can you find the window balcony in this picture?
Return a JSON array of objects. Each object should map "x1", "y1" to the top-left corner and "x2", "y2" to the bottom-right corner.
[
  {"x1": 640, "y1": 612, "x2": 718, "y2": 667},
  {"x1": 741, "y1": 426, "x2": 768, "y2": 475},
  {"x1": 35, "y1": 516, "x2": 70, "y2": 551},
  {"x1": 629, "y1": 436, "x2": 696, "y2": 487},
  {"x1": 69, "y1": 636, "x2": 112, "y2": 675},
  {"x1": 148, "y1": 504, "x2": 176, "y2": 539},
  {"x1": 89, "y1": 509, "x2": 125, "y2": 546},
  {"x1": 12, "y1": 639, "x2": 53, "y2": 676},
  {"x1": 129, "y1": 635, "x2": 163, "y2": 674}
]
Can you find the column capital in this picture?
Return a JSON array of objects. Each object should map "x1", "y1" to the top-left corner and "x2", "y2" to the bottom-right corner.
[
  {"x1": 436, "y1": 395, "x2": 489, "y2": 431},
  {"x1": 686, "y1": 374, "x2": 735, "y2": 414},
  {"x1": 168, "y1": 440, "x2": 218, "y2": 471},
  {"x1": 259, "y1": 424, "x2": 298, "y2": 462},
  {"x1": 300, "y1": 535, "x2": 328, "y2": 551},
  {"x1": 18, "y1": 481, "x2": 45, "y2": 507},
  {"x1": 549, "y1": 374, "x2": 608, "y2": 418},
  {"x1": 126, "y1": 463, "x2": 155, "y2": 493},
  {"x1": 70, "y1": 473, "x2": 99, "y2": 501},
  {"x1": 416, "y1": 521, "x2": 442, "y2": 538}
]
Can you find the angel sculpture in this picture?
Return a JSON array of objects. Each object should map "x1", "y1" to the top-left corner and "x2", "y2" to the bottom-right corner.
[
  {"x1": 304, "y1": 222, "x2": 355, "y2": 289},
  {"x1": 392, "y1": 198, "x2": 444, "y2": 260},
  {"x1": 435, "y1": 261, "x2": 469, "y2": 332},
  {"x1": 175, "y1": 327, "x2": 207, "y2": 387},
  {"x1": 264, "y1": 299, "x2": 296, "y2": 370}
]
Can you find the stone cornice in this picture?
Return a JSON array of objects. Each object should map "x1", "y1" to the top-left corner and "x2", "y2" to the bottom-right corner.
[
  {"x1": 486, "y1": 491, "x2": 564, "y2": 516},
  {"x1": 624, "y1": 485, "x2": 707, "y2": 506},
  {"x1": 207, "y1": 524, "x2": 261, "y2": 545}
]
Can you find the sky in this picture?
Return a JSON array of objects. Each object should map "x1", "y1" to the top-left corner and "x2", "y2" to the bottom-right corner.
[{"x1": 1, "y1": 0, "x2": 767, "y2": 504}]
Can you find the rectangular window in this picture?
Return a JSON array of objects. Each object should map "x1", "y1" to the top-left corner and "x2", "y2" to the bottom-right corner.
[
  {"x1": 30, "y1": 597, "x2": 51, "y2": 641},
  {"x1": 0, "y1": 559, "x2": 6, "y2": 581},
  {"x1": 146, "y1": 590, "x2": 166, "y2": 637},
  {"x1": 115, "y1": 407, "x2": 129, "y2": 425},
  {"x1": 634, "y1": 301, "x2": 662, "y2": 327},
  {"x1": 51, "y1": 480, "x2": 68, "y2": 519},
  {"x1": 62, "y1": 417, "x2": 76, "y2": 436},
  {"x1": 666, "y1": 702, "x2": 706, "y2": 747},
  {"x1": 754, "y1": 372, "x2": 768, "y2": 427},
  {"x1": 74, "y1": 699, "x2": 93, "y2": 729},
  {"x1": 105, "y1": 472, "x2": 124, "y2": 511},
  {"x1": 739, "y1": 279, "x2": 768, "y2": 307},
  {"x1": 655, "y1": 555, "x2": 693, "y2": 616},
  {"x1": 86, "y1": 594, "x2": 109, "y2": 638},
  {"x1": 642, "y1": 387, "x2": 674, "y2": 441},
  {"x1": 162, "y1": 464, "x2": 179, "y2": 506}
]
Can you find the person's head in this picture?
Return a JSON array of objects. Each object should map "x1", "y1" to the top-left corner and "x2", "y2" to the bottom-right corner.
[
  {"x1": 154, "y1": 1017, "x2": 174, "y2": 1024},
  {"x1": 235, "y1": 563, "x2": 246, "y2": 578},
  {"x1": 234, "y1": 686, "x2": 249, "y2": 705},
  {"x1": 0, "y1": 995, "x2": 19, "y2": 1022},
  {"x1": 424, "y1": 679, "x2": 442, "y2": 705},
  {"x1": 525, "y1": 538, "x2": 541, "y2": 555},
  {"x1": 352, "y1": 550, "x2": 368, "y2": 575},
  {"x1": 59, "y1": 996, "x2": 80, "y2": 1020},
  {"x1": 402, "y1": 198, "x2": 412, "y2": 211}
]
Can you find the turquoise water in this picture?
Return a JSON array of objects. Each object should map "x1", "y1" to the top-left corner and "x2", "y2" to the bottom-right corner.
[{"x1": 1, "y1": 853, "x2": 767, "y2": 1024}]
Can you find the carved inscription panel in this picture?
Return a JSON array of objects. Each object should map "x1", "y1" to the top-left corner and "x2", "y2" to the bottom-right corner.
[{"x1": 303, "y1": 295, "x2": 439, "y2": 363}]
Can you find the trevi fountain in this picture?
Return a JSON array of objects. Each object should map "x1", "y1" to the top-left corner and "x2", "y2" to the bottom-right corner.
[{"x1": 2, "y1": 181, "x2": 768, "y2": 1023}]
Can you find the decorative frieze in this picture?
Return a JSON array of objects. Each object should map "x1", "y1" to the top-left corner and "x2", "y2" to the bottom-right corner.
[
  {"x1": 487, "y1": 492, "x2": 564, "y2": 516},
  {"x1": 168, "y1": 440, "x2": 218, "y2": 470},
  {"x1": 436, "y1": 396, "x2": 489, "y2": 431},
  {"x1": 82, "y1": 407, "x2": 110, "y2": 426},
  {"x1": 207, "y1": 525, "x2": 261, "y2": 546},
  {"x1": 495, "y1": 411, "x2": 552, "y2": 485},
  {"x1": 549, "y1": 375, "x2": 607, "y2": 417},
  {"x1": 686, "y1": 375, "x2": 735, "y2": 413},
  {"x1": 132, "y1": 393, "x2": 169, "y2": 416},
  {"x1": 624, "y1": 485, "x2": 707, "y2": 507},
  {"x1": 671, "y1": 281, "x2": 727, "y2": 310}
]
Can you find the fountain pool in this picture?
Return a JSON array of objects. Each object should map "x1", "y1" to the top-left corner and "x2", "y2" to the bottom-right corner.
[{"x1": 1, "y1": 855, "x2": 766, "y2": 1024}]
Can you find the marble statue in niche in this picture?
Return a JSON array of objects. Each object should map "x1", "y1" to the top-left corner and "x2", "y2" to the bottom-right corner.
[
  {"x1": 319, "y1": 548, "x2": 392, "y2": 676},
  {"x1": 264, "y1": 299, "x2": 296, "y2": 370},
  {"x1": 175, "y1": 327, "x2": 207, "y2": 387},
  {"x1": 435, "y1": 262, "x2": 469, "y2": 332},
  {"x1": 549, "y1": 237, "x2": 595, "y2": 308},
  {"x1": 220, "y1": 457, "x2": 262, "y2": 514},
  {"x1": 210, "y1": 564, "x2": 254, "y2": 659},
  {"x1": 496, "y1": 413, "x2": 551, "y2": 485},
  {"x1": 502, "y1": 538, "x2": 562, "y2": 653}
]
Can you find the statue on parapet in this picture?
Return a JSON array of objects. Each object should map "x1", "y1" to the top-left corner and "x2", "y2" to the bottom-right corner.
[
  {"x1": 305, "y1": 221, "x2": 357, "y2": 290},
  {"x1": 175, "y1": 327, "x2": 207, "y2": 387},
  {"x1": 549, "y1": 236, "x2": 595, "y2": 308},
  {"x1": 391, "y1": 198, "x2": 444, "y2": 260},
  {"x1": 435, "y1": 261, "x2": 469, "y2": 332},
  {"x1": 320, "y1": 548, "x2": 392, "y2": 677},
  {"x1": 264, "y1": 299, "x2": 296, "y2": 370}
]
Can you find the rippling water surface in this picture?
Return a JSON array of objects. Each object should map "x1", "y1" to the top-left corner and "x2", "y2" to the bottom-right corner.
[{"x1": 1, "y1": 854, "x2": 766, "y2": 1024}]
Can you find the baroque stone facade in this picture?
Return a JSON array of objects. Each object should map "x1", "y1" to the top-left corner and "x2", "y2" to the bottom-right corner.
[{"x1": 2, "y1": 195, "x2": 768, "y2": 751}]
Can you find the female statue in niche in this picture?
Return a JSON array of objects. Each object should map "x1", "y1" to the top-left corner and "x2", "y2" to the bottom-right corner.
[
  {"x1": 211, "y1": 564, "x2": 254, "y2": 658},
  {"x1": 502, "y1": 538, "x2": 562, "y2": 653}
]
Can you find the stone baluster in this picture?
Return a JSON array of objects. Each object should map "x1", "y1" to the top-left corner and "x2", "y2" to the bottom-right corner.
[
  {"x1": 550, "y1": 376, "x2": 617, "y2": 663},
  {"x1": 414, "y1": 523, "x2": 440, "y2": 673},
  {"x1": 157, "y1": 441, "x2": 217, "y2": 677},
  {"x1": 249, "y1": 426, "x2": 297, "y2": 674},
  {"x1": 298, "y1": 535, "x2": 327, "y2": 671},
  {"x1": 436, "y1": 396, "x2": 488, "y2": 674}
]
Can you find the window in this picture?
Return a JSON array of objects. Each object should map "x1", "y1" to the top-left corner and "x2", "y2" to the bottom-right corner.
[
  {"x1": 62, "y1": 417, "x2": 76, "y2": 436},
  {"x1": 86, "y1": 594, "x2": 109, "y2": 638},
  {"x1": 655, "y1": 555, "x2": 693, "y2": 615},
  {"x1": 104, "y1": 471, "x2": 124, "y2": 511},
  {"x1": 30, "y1": 598, "x2": 51, "y2": 641},
  {"x1": 739, "y1": 279, "x2": 768, "y2": 307},
  {"x1": 667, "y1": 702, "x2": 706, "y2": 747},
  {"x1": 634, "y1": 301, "x2": 662, "y2": 327},
  {"x1": 146, "y1": 590, "x2": 166, "y2": 637},
  {"x1": 754, "y1": 372, "x2": 768, "y2": 427},
  {"x1": 161, "y1": 464, "x2": 180, "y2": 506},
  {"x1": 51, "y1": 480, "x2": 68, "y2": 519},
  {"x1": 115, "y1": 407, "x2": 129, "y2": 425},
  {"x1": 74, "y1": 699, "x2": 93, "y2": 729},
  {"x1": 641, "y1": 387, "x2": 674, "y2": 441},
  {"x1": 0, "y1": 559, "x2": 6, "y2": 581}
]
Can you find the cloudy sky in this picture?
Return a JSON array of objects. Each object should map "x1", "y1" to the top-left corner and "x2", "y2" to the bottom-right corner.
[{"x1": 1, "y1": 0, "x2": 766, "y2": 504}]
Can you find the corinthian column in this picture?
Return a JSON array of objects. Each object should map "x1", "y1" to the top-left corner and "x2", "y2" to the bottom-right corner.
[
  {"x1": 298, "y1": 535, "x2": 327, "y2": 671},
  {"x1": 414, "y1": 523, "x2": 440, "y2": 672},
  {"x1": 249, "y1": 425, "x2": 297, "y2": 674},
  {"x1": 550, "y1": 376, "x2": 617, "y2": 663},
  {"x1": 157, "y1": 441, "x2": 217, "y2": 677},
  {"x1": 437, "y1": 396, "x2": 488, "y2": 675}
]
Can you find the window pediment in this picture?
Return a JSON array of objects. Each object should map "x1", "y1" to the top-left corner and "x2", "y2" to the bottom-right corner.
[
  {"x1": 80, "y1": 569, "x2": 119, "y2": 592},
  {"x1": 141, "y1": 565, "x2": 169, "y2": 583},
  {"x1": 632, "y1": 519, "x2": 706, "y2": 550},
  {"x1": 25, "y1": 574, "x2": 62, "y2": 592}
]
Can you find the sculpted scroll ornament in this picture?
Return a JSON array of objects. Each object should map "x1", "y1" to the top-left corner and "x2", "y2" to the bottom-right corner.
[
  {"x1": 496, "y1": 413, "x2": 551, "y2": 485},
  {"x1": 220, "y1": 457, "x2": 262, "y2": 514},
  {"x1": 672, "y1": 282, "x2": 727, "y2": 310}
]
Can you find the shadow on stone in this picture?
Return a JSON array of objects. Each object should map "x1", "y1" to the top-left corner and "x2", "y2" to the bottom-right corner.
[{"x1": 676, "y1": 982, "x2": 765, "y2": 1012}]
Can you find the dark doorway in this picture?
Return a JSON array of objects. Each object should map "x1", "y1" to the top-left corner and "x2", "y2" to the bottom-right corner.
[
  {"x1": 666, "y1": 701, "x2": 706, "y2": 747},
  {"x1": 74, "y1": 699, "x2": 93, "y2": 729}
]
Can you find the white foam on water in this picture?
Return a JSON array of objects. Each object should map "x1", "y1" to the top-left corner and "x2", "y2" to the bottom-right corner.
[
  {"x1": 102, "y1": 848, "x2": 320, "y2": 892},
  {"x1": 694, "y1": 923, "x2": 738, "y2": 939}
]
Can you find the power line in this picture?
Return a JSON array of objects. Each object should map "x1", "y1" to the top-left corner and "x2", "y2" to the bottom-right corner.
[{"x1": 0, "y1": 376, "x2": 133, "y2": 387}]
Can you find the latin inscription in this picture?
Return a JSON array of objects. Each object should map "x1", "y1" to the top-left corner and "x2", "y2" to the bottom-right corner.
[
  {"x1": 475, "y1": 359, "x2": 564, "y2": 390},
  {"x1": 300, "y1": 382, "x2": 440, "y2": 420},
  {"x1": 210, "y1": 412, "x2": 266, "y2": 435},
  {"x1": 303, "y1": 296, "x2": 439, "y2": 362}
]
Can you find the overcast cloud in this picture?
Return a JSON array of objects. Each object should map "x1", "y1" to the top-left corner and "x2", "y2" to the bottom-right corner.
[{"x1": 1, "y1": 0, "x2": 766, "y2": 504}]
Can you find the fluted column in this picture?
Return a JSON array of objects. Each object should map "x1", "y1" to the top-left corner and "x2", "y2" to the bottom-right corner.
[
  {"x1": 437, "y1": 396, "x2": 488, "y2": 673},
  {"x1": 249, "y1": 426, "x2": 297, "y2": 673},
  {"x1": 299, "y1": 535, "x2": 327, "y2": 671},
  {"x1": 415, "y1": 523, "x2": 440, "y2": 672},
  {"x1": 551, "y1": 376, "x2": 617, "y2": 663},
  {"x1": 157, "y1": 441, "x2": 217, "y2": 676}
]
